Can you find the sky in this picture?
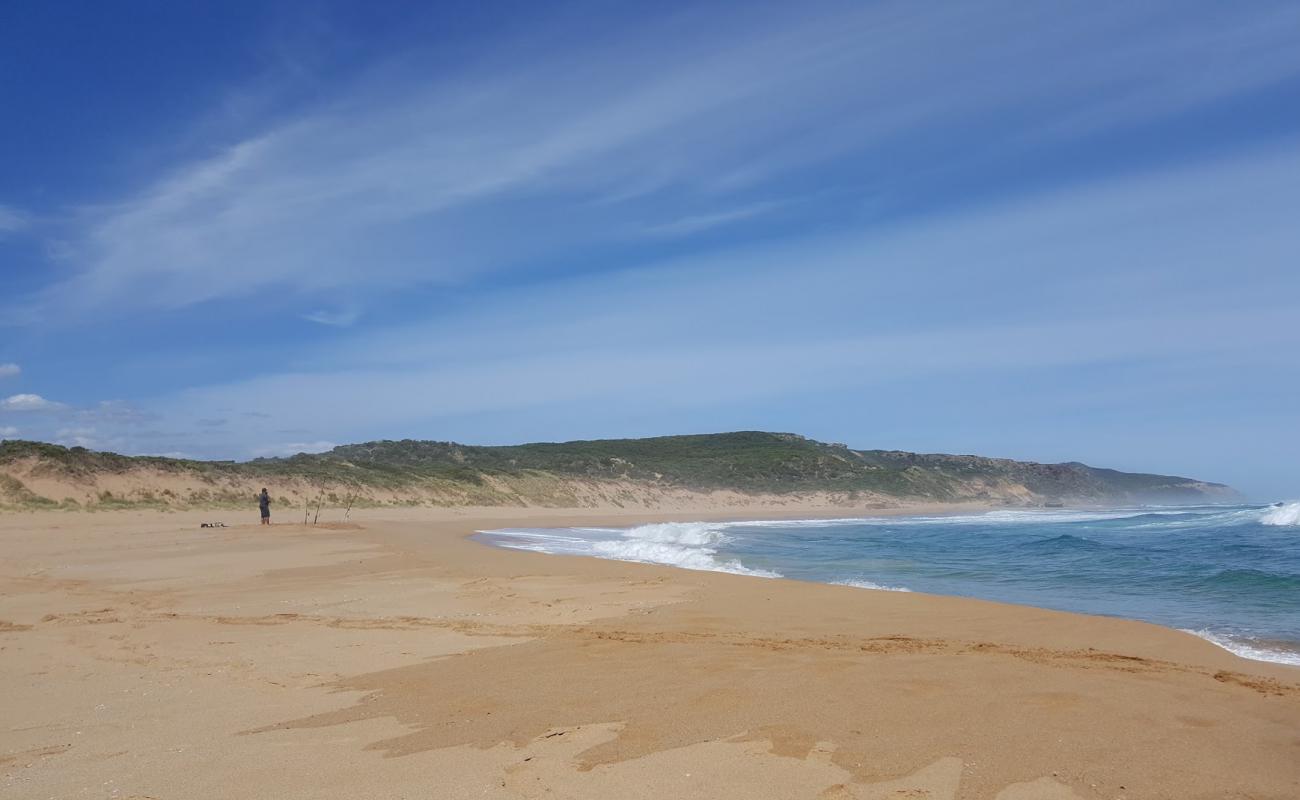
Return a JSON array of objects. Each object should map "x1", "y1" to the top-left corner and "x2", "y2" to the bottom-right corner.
[{"x1": 1, "y1": 1, "x2": 1298, "y2": 499}]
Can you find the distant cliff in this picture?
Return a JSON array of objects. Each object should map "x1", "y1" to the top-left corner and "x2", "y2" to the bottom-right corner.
[{"x1": 0, "y1": 432, "x2": 1240, "y2": 511}]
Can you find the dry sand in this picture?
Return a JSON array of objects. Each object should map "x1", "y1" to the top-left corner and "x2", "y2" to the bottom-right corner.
[{"x1": 1, "y1": 504, "x2": 1297, "y2": 799}]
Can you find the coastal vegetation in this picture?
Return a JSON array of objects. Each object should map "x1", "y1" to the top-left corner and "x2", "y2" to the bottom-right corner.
[{"x1": 0, "y1": 432, "x2": 1238, "y2": 511}]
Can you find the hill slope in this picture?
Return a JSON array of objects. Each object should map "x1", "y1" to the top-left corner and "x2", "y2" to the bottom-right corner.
[{"x1": 0, "y1": 432, "x2": 1239, "y2": 511}]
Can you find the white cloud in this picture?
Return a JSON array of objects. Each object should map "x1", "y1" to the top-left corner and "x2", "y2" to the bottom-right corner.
[
  {"x1": 53, "y1": 427, "x2": 126, "y2": 451},
  {"x1": 0, "y1": 363, "x2": 19, "y2": 379},
  {"x1": 167, "y1": 304, "x2": 1298, "y2": 442},
  {"x1": 302, "y1": 308, "x2": 360, "y2": 327},
  {"x1": 76, "y1": 400, "x2": 158, "y2": 425},
  {"x1": 2, "y1": 4, "x2": 1296, "y2": 489},
  {"x1": 3, "y1": 140, "x2": 1290, "y2": 465},
  {"x1": 11, "y1": 3, "x2": 1299, "y2": 322},
  {"x1": 0, "y1": 205, "x2": 30, "y2": 237},
  {"x1": 0, "y1": 425, "x2": 18, "y2": 438},
  {"x1": 0, "y1": 398, "x2": 161, "y2": 451},
  {"x1": 55, "y1": 426, "x2": 98, "y2": 443},
  {"x1": 1, "y1": 393, "x2": 63, "y2": 412},
  {"x1": 250, "y1": 441, "x2": 338, "y2": 458},
  {"x1": 140, "y1": 142, "x2": 1300, "y2": 456}
]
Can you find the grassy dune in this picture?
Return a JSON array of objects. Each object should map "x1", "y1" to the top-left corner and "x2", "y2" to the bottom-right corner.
[{"x1": 0, "y1": 432, "x2": 1238, "y2": 511}]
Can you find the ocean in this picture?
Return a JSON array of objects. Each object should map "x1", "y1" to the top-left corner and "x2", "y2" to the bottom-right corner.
[{"x1": 477, "y1": 502, "x2": 1300, "y2": 667}]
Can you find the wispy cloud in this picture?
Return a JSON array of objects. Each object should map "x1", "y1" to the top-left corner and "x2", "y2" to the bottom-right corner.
[
  {"x1": 0, "y1": 425, "x2": 18, "y2": 438},
  {"x1": 2, "y1": 396, "x2": 156, "y2": 420},
  {"x1": 640, "y1": 201, "x2": 785, "y2": 238},
  {"x1": 54, "y1": 426, "x2": 102, "y2": 448},
  {"x1": 120, "y1": 143, "x2": 1297, "y2": 459},
  {"x1": 302, "y1": 308, "x2": 361, "y2": 327},
  {"x1": 8, "y1": 139, "x2": 1295, "y2": 469},
  {"x1": 5, "y1": 3, "x2": 1298, "y2": 494},
  {"x1": 1, "y1": 393, "x2": 63, "y2": 412},
  {"x1": 250, "y1": 440, "x2": 337, "y2": 458},
  {"x1": 48, "y1": 425, "x2": 159, "y2": 453},
  {"x1": 0, "y1": 363, "x2": 19, "y2": 379},
  {"x1": 0, "y1": 396, "x2": 157, "y2": 451},
  {"x1": 0, "y1": 205, "x2": 31, "y2": 237},
  {"x1": 75, "y1": 400, "x2": 159, "y2": 425},
  {"x1": 10, "y1": 3, "x2": 1299, "y2": 324}
]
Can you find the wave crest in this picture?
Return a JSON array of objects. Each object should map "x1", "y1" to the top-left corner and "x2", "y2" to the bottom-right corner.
[
  {"x1": 1197, "y1": 568, "x2": 1300, "y2": 593},
  {"x1": 1260, "y1": 501, "x2": 1300, "y2": 527},
  {"x1": 480, "y1": 522, "x2": 780, "y2": 578},
  {"x1": 1023, "y1": 533, "x2": 1107, "y2": 550},
  {"x1": 611, "y1": 521, "x2": 730, "y2": 546},
  {"x1": 594, "y1": 522, "x2": 779, "y2": 576}
]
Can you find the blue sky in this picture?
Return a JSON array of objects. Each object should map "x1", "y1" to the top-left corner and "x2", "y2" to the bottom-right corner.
[{"x1": 1, "y1": 1, "x2": 1298, "y2": 498}]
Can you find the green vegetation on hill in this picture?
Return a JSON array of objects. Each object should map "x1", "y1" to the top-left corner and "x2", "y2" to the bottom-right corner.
[
  {"x1": 321, "y1": 432, "x2": 1233, "y2": 501},
  {"x1": 325, "y1": 432, "x2": 891, "y2": 493},
  {"x1": 0, "y1": 431, "x2": 1238, "y2": 510}
]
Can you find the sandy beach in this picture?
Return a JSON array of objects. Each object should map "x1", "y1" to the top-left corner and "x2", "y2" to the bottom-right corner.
[{"x1": 2, "y1": 505, "x2": 1297, "y2": 800}]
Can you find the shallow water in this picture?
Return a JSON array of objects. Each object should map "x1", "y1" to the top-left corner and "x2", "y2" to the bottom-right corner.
[{"x1": 478, "y1": 502, "x2": 1300, "y2": 666}]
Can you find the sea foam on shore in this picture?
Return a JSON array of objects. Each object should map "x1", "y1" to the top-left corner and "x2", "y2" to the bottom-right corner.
[{"x1": 478, "y1": 521, "x2": 782, "y2": 577}]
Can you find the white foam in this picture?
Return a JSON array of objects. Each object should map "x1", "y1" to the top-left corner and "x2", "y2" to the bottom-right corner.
[
  {"x1": 1182, "y1": 629, "x2": 1300, "y2": 667},
  {"x1": 480, "y1": 522, "x2": 780, "y2": 578},
  {"x1": 1260, "y1": 501, "x2": 1300, "y2": 527},
  {"x1": 612, "y1": 521, "x2": 730, "y2": 546},
  {"x1": 969, "y1": 509, "x2": 1177, "y2": 524},
  {"x1": 633, "y1": 506, "x2": 1246, "y2": 533},
  {"x1": 729, "y1": 506, "x2": 1271, "y2": 530},
  {"x1": 748, "y1": 509, "x2": 1174, "y2": 527},
  {"x1": 591, "y1": 539, "x2": 780, "y2": 577},
  {"x1": 715, "y1": 517, "x2": 876, "y2": 529},
  {"x1": 831, "y1": 578, "x2": 913, "y2": 592}
]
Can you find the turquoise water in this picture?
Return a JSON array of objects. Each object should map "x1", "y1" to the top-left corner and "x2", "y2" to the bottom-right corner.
[{"x1": 478, "y1": 502, "x2": 1300, "y2": 666}]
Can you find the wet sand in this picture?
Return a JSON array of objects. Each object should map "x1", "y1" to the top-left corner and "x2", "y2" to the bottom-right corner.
[{"x1": 1, "y1": 506, "x2": 1297, "y2": 799}]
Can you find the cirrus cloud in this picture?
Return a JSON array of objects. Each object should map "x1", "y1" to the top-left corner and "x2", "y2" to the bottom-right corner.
[
  {"x1": 10, "y1": 3, "x2": 1300, "y2": 325},
  {"x1": 0, "y1": 206, "x2": 31, "y2": 238}
]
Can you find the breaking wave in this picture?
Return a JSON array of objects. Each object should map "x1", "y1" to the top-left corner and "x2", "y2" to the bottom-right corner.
[
  {"x1": 480, "y1": 521, "x2": 781, "y2": 578},
  {"x1": 478, "y1": 503, "x2": 1300, "y2": 665},
  {"x1": 1261, "y1": 501, "x2": 1300, "y2": 527},
  {"x1": 591, "y1": 522, "x2": 781, "y2": 577}
]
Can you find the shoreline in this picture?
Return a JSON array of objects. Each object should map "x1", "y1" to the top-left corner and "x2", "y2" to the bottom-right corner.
[
  {"x1": 469, "y1": 506, "x2": 1300, "y2": 671},
  {"x1": 2, "y1": 505, "x2": 1297, "y2": 798}
]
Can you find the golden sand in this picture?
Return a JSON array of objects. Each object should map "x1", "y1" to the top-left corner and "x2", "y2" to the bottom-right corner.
[{"x1": 1, "y1": 506, "x2": 1296, "y2": 799}]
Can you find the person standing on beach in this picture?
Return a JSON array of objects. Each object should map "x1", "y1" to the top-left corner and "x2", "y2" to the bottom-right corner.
[{"x1": 258, "y1": 488, "x2": 271, "y2": 525}]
